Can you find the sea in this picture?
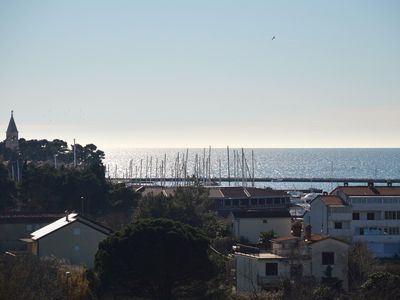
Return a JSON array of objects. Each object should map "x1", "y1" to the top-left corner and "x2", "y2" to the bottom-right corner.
[{"x1": 103, "y1": 148, "x2": 400, "y2": 192}]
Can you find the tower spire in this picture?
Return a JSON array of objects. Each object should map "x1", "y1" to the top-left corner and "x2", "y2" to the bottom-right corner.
[{"x1": 5, "y1": 110, "x2": 19, "y2": 150}]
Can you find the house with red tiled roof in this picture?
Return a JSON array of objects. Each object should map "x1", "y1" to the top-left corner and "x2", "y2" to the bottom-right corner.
[
  {"x1": 303, "y1": 195, "x2": 352, "y2": 241},
  {"x1": 304, "y1": 185, "x2": 400, "y2": 257}
]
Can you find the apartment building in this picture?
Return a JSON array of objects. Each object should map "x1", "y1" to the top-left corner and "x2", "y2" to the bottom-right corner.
[{"x1": 304, "y1": 185, "x2": 400, "y2": 257}]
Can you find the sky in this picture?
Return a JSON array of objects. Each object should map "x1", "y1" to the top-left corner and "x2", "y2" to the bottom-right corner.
[{"x1": 0, "y1": 0, "x2": 399, "y2": 149}]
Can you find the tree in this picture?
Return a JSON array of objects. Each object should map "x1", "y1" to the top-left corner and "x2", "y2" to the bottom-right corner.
[
  {"x1": 0, "y1": 254, "x2": 92, "y2": 300},
  {"x1": 361, "y1": 271, "x2": 400, "y2": 299},
  {"x1": 94, "y1": 218, "x2": 216, "y2": 299},
  {"x1": 134, "y1": 186, "x2": 221, "y2": 238},
  {"x1": 0, "y1": 163, "x2": 16, "y2": 210},
  {"x1": 259, "y1": 230, "x2": 276, "y2": 244},
  {"x1": 348, "y1": 241, "x2": 376, "y2": 288}
]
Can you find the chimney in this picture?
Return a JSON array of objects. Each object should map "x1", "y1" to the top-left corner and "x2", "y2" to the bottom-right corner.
[
  {"x1": 304, "y1": 224, "x2": 312, "y2": 241},
  {"x1": 65, "y1": 210, "x2": 69, "y2": 222}
]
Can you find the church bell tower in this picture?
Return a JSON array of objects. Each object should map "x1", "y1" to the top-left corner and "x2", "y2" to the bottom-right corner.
[{"x1": 5, "y1": 110, "x2": 19, "y2": 150}]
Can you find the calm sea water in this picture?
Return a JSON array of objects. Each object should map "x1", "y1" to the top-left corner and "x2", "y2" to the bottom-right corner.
[{"x1": 103, "y1": 148, "x2": 400, "y2": 192}]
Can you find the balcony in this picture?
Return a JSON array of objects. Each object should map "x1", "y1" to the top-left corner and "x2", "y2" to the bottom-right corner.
[{"x1": 352, "y1": 220, "x2": 400, "y2": 227}]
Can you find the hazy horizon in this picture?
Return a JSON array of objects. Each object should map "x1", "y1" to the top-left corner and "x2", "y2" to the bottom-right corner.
[{"x1": 1, "y1": 1, "x2": 399, "y2": 149}]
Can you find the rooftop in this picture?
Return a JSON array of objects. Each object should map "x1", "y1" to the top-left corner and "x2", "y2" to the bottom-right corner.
[
  {"x1": 0, "y1": 212, "x2": 64, "y2": 224},
  {"x1": 272, "y1": 236, "x2": 299, "y2": 243},
  {"x1": 333, "y1": 186, "x2": 400, "y2": 196},
  {"x1": 235, "y1": 251, "x2": 286, "y2": 260},
  {"x1": 319, "y1": 195, "x2": 346, "y2": 206},
  {"x1": 231, "y1": 210, "x2": 291, "y2": 219},
  {"x1": 30, "y1": 213, "x2": 111, "y2": 240}
]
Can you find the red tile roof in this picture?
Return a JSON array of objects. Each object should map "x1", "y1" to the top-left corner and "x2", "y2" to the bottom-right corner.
[
  {"x1": 333, "y1": 186, "x2": 400, "y2": 196},
  {"x1": 245, "y1": 187, "x2": 288, "y2": 197},
  {"x1": 272, "y1": 236, "x2": 299, "y2": 243},
  {"x1": 319, "y1": 195, "x2": 346, "y2": 206},
  {"x1": 220, "y1": 187, "x2": 248, "y2": 198}
]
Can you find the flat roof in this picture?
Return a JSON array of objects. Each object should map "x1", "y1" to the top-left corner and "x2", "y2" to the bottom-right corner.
[{"x1": 235, "y1": 252, "x2": 286, "y2": 259}]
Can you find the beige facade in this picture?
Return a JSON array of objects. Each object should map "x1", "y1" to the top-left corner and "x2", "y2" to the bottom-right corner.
[
  {"x1": 310, "y1": 238, "x2": 349, "y2": 290},
  {"x1": 230, "y1": 211, "x2": 292, "y2": 243},
  {"x1": 233, "y1": 217, "x2": 291, "y2": 243},
  {"x1": 234, "y1": 235, "x2": 349, "y2": 294}
]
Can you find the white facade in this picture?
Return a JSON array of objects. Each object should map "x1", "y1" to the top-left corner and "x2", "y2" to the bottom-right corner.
[
  {"x1": 305, "y1": 187, "x2": 400, "y2": 257},
  {"x1": 303, "y1": 196, "x2": 352, "y2": 242},
  {"x1": 346, "y1": 196, "x2": 400, "y2": 257}
]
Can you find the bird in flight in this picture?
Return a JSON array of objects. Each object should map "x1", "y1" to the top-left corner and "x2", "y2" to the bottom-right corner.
[{"x1": 272, "y1": 36, "x2": 276, "y2": 40}]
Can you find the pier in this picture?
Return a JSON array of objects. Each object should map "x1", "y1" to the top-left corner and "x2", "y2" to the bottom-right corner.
[{"x1": 110, "y1": 177, "x2": 400, "y2": 185}]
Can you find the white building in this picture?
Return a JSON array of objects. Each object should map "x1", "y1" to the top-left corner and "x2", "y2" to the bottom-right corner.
[
  {"x1": 235, "y1": 233, "x2": 349, "y2": 293},
  {"x1": 303, "y1": 195, "x2": 352, "y2": 241},
  {"x1": 304, "y1": 186, "x2": 400, "y2": 257},
  {"x1": 229, "y1": 210, "x2": 292, "y2": 244}
]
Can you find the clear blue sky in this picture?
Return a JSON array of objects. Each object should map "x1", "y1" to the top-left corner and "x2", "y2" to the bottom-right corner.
[{"x1": 1, "y1": 1, "x2": 399, "y2": 148}]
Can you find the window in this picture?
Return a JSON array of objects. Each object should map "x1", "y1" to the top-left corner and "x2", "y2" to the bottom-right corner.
[
  {"x1": 73, "y1": 228, "x2": 81, "y2": 235},
  {"x1": 265, "y1": 263, "x2": 278, "y2": 276},
  {"x1": 233, "y1": 199, "x2": 239, "y2": 206},
  {"x1": 251, "y1": 199, "x2": 258, "y2": 206},
  {"x1": 367, "y1": 213, "x2": 375, "y2": 220},
  {"x1": 352, "y1": 212, "x2": 360, "y2": 220},
  {"x1": 74, "y1": 245, "x2": 80, "y2": 252},
  {"x1": 240, "y1": 199, "x2": 248, "y2": 206},
  {"x1": 224, "y1": 199, "x2": 231, "y2": 206},
  {"x1": 263, "y1": 219, "x2": 268, "y2": 224},
  {"x1": 259, "y1": 199, "x2": 266, "y2": 205},
  {"x1": 334, "y1": 222, "x2": 342, "y2": 229},
  {"x1": 322, "y1": 252, "x2": 334, "y2": 265}
]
